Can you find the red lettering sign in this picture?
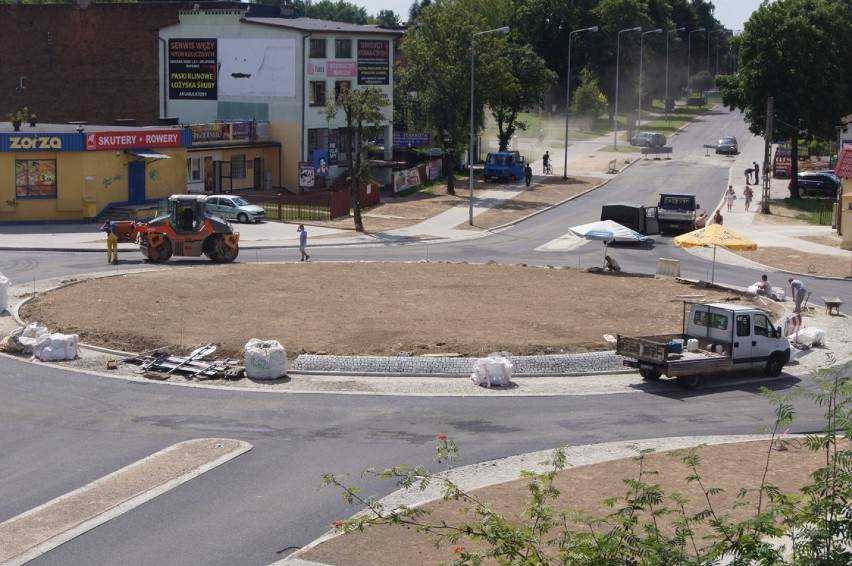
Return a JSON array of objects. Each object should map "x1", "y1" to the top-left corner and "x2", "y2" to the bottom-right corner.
[{"x1": 85, "y1": 130, "x2": 183, "y2": 150}]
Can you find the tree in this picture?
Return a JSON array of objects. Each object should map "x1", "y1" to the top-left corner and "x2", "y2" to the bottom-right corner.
[
  {"x1": 399, "y1": 0, "x2": 508, "y2": 195},
  {"x1": 407, "y1": 0, "x2": 432, "y2": 23},
  {"x1": 372, "y1": 9, "x2": 401, "y2": 27},
  {"x1": 305, "y1": 0, "x2": 369, "y2": 24},
  {"x1": 322, "y1": 87, "x2": 389, "y2": 232},
  {"x1": 716, "y1": 0, "x2": 852, "y2": 198},
  {"x1": 570, "y1": 69, "x2": 608, "y2": 123},
  {"x1": 487, "y1": 43, "x2": 557, "y2": 151}
]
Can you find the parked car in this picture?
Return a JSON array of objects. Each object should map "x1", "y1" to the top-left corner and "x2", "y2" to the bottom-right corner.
[
  {"x1": 629, "y1": 132, "x2": 667, "y2": 147},
  {"x1": 790, "y1": 171, "x2": 841, "y2": 198},
  {"x1": 205, "y1": 195, "x2": 266, "y2": 223},
  {"x1": 715, "y1": 136, "x2": 738, "y2": 155}
]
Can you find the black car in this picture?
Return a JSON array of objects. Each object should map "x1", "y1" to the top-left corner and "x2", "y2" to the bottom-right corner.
[
  {"x1": 791, "y1": 171, "x2": 841, "y2": 198},
  {"x1": 715, "y1": 135, "x2": 738, "y2": 155}
]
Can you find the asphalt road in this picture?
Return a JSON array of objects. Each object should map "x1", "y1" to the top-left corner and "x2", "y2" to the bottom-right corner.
[{"x1": 0, "y1": 107, "x2": 847, "y2": 565}]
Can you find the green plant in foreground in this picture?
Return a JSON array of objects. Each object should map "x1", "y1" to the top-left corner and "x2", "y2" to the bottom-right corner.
[{"x1": 323, "y1": 358, "x2": 852, "y2": 564}]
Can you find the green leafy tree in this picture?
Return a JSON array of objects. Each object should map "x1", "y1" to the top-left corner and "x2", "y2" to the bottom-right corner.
[
  {"x1": 306, "y1": 0, "x2": 369, "y2": 24},
  {"x1": 371, "y1": 9, "x2": 401, "y2": 27},
  {"x1": 322, "y1": 87, "x2": 388, "y2": 232},
  {"x1": 570, "y1": 69, "x2": 608, "y2": 122},
  {"x1": 487, "y1": 43, "x2": 557, "y2": 151},
  {"x1": 716, "y1": 0, "x2": 852, "y2": 198},
  {"x1": 407, "y1": 0, "x2": 432, "y2": 23},
  {"x1": 399, "y1": 0, "x2": 508, "y2": 195}
]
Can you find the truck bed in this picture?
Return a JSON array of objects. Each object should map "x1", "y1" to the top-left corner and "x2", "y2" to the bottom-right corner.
[{"x1": 616, "y1": 333, "x2": 733, "y2": 377}]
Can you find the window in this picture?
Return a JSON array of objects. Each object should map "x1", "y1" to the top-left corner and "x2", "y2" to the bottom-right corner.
[
  {"x1": 307, "y1": 128, "x2": 329, "y2": 161},
  {"x1": 15, "y1": 159, "x2": 57, "y2": 198},
  {"x1": 310, "y1": 81, "x2": 326, "y2": 106},
  {"x1": 187, "y1": 157, "x2": 201, "y2": 181},
  {"x1": 736, "y1": 315, "x2": 750, "y2": 337},
  {"x1": 310, "y1": 38, "x2": 326, "y2": 58},
  {"x1": 335, "y1": 38, "x2": 352, "y2": 58},
  {"x1": 334, "y1": 80, "x2": 351, "y2": 98},
  {"x1": 231, "y1": 154, "x2": 246, "y2": 180},
  {"x1": 754, "y1": 313, "x2": 773, "y2": 337}
]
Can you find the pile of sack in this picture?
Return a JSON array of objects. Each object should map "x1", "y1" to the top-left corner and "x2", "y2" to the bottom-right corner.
[
  {"x1": 0, "y1": 321, "x2": 80, "y2": 361},
  {"x1": 470, "y1": 356, "x2": 513, "y2": 388}
]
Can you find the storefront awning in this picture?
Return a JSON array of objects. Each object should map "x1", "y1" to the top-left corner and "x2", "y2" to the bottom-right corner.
[{"x1": 125, "y1": 148, "x2": 171, "y2": 160}]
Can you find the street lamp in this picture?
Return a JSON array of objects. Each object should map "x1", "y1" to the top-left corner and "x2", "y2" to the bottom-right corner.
[
  {"x1": 562, "y1": 25, "x2": 599, "y2": 180},
  {"x1": 687, "y1": 27, "x2": 704, "y2": 95},
  {"x1": 637, "y1": 28, "x2": 661, "y2": 127},
  {"x1": 664, "y1": 27, "x2": 685, "y2": 116},
  {"x1": 614, "y1": 26, "x2": 641, "y2": 149},
  {"x1": 469, "y1": 25, "x2": 510, "y2": 226},
  {"x1": 707, "y1": 28, "x2": 723, "y2": 74}
]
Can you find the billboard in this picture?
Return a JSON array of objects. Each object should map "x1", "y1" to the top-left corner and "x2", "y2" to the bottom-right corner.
[
  {"x1": 357, "y1": 40, "x2": 389, "y2": 85},
  {"x1": 168, "y1": 39, "x2": 218, "y2": 100},
  {"x1": 218, "y1": 38, "x2": 296, "y2": 97}
]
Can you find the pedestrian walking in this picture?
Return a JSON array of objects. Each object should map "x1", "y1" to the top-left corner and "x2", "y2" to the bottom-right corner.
[
  {"x1": 297, "y1": 224, "x2": 310, "y2": 261},
  {"x1": 523, "y1": 163, "x2": 532, "y2": 187},
  {"x1": 743, "y1": 185, "x2": 754, "y2": 211},
  {"x1": 725, "y1": 185, "x2": 736, "y2": 212},
  {"x1": 752, "y1": 161, "x2": 760, "y2": 184},
  {"x1": 789, "y1": 278, "x2": 807, "y2": 313},
  {"x1": 100, "y1": 220, "x2": 118, "y2": 264}
]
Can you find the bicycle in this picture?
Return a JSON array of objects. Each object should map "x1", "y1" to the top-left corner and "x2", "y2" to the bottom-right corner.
[{"x1": 543, "y1": 162, "x2": 553, "y2": 175}]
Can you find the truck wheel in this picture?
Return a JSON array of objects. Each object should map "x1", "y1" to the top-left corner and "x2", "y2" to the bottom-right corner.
[
  {"x1": 764, "y1": 353, "x2": 784, "y2": 377},
  {"x1": 676, "y1": 375, "x2": 700, "y2": 389},
  {"x1": 639, "y1": 368, "x2": 661, "y2": 381},
  {"x1": 150, "y1": 240, "x2": 173, "y2": 263}
]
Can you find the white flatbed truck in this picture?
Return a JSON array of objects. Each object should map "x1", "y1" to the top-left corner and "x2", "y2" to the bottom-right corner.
[{"x1": 616, "y1": 302, "x2": 792, "y2": 389}]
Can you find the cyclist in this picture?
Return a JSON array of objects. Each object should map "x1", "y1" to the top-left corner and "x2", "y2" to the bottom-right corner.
[{"x1": 542, "y1": 150, "x2": 552, "y2": 174}]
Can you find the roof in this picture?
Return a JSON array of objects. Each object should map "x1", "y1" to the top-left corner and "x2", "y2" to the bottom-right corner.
[
  {"x1": 834, "y1": 146, "x2": 852, "y2": 178},
  {"x1": 243, "y1": 16, "x2": 404, "y2": 36}
]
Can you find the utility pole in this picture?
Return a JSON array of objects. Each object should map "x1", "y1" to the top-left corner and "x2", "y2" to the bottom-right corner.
[{"x1": 762, "y1": 96, "x2": 773, "y2": 214}]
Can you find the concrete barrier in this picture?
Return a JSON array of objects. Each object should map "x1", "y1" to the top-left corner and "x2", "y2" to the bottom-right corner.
[{"x1": 655, "y1": 258, "x2": 681, "y2": 279}]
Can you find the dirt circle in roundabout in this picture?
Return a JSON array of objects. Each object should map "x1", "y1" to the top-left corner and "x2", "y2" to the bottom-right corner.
[{"x1": 21, "y1": 262, "x2": 759, "y2": 359}]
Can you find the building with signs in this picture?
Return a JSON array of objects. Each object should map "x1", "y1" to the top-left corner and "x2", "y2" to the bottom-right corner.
[
  {"x1": 159, "y1": 5, "x2": 402, "y2": 192},
  {"x1": 0, "y1": 125, "x2": 191, "y2": 223}
]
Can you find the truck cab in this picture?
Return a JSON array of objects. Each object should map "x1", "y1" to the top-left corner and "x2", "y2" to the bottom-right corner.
[
  {"x1": 657, "y1": 193, "x2": 700, "y2": 233},
  {"x1": 483, "y1": 151, "x2": 526, "y2": 182}
]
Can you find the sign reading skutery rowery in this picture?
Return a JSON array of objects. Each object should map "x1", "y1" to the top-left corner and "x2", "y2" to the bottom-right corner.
[
  {"x1": 357, "y1": 39, "x2": 389, "y2": 85},
  {"x1": 85, "y1": 130, "x2": 184, "y2": 150}
]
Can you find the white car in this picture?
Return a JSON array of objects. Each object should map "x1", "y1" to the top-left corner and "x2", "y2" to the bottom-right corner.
[{"x1": 205, "y1": 195, "x2": 266, "y2": 223}]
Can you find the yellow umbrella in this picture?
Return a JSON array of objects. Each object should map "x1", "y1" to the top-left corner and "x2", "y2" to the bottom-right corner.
[{"x1": 674, "y1": 223, "x2": 757, "y2": 283}]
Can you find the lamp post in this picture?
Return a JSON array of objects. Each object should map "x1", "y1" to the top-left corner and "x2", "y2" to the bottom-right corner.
[
  {"x1": 637, "y1": 28, "x2": 661, "y2": 127},
  {"x1": 613, "y1": 26, "x2": 641, "y2": 149},
  {"x1": 469, "y1": 25, "x2": 510, "y2": 226},
  {"x1": 687, "y1": 27, "x2": 704, "y2": 95},
  {"x1": 562, "y1": 25, "x2": 598, "y2": 180},
  {"x1": 664, "y1": 27, "x2": 685, "y2": 116},
  {"x1": 707, "y1": 28, "x2": 723, "y2": 74}
]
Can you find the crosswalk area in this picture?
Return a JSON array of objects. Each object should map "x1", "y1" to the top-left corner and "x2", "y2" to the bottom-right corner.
[{"x1": 535, "y1": 231, "x2": 597, "y2": 252}]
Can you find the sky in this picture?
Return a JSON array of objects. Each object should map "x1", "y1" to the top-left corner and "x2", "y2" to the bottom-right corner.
[{"x1": 354, "y1": 0, "x2": 767, "y2": 31}]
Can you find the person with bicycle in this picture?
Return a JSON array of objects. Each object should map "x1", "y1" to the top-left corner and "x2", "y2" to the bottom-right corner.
[{"x1": 542, "y1": 150, "x2": 551, "y2": 174}]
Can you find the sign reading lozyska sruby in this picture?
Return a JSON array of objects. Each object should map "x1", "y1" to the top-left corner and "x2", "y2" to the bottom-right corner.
[{"x1": 86, "y1": 130, "x2": 183, "y2": 150}]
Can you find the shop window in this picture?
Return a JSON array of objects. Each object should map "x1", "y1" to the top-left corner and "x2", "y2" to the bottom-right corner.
[
  {"x1": 307, "y1": 128, "x2": 329, "y2": 161},
  {"x1": 335, "y1": 39, "x2": 352, "y2": 59},
  {"x1": 309, "y1": 38, "x2": 326, "y2": 58},
  {"x1": 231, "y1": 155, "x2": 246, "y2": 180},
  {"x1": 188, "y1": 157, "x2": 201, "y2": 181},
  {"x1": 310, "y1": 81, "x2": 327, "y2": 106},
  {"x1": 15, "y1": 159, "x2": 57, "y2": 198}
]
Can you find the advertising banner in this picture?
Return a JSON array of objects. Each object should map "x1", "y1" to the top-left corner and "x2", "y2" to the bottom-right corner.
[
  {"x1": 328, "y1": 130, "x2": 339, "y2": 166},
  {"x1": 218, "y1": 38, "x2": 296, "y2": 97},
  {"x1": 168, "y1": 39, "x2": 217, "y2": 100},
  {"x1": 299, "y1": 162, "x2": 315, "y2": 190},
  {"x1": 314, "y1": 151, "x2": 330, "y2": 177},
  {"x1": 85, "y1": 130, "x2": 185, "y2": 150},
  {"x1": 393, "y1": 166, "x2": 422, "y2": 193},
  {"x1": 357, "y1": 39, "x2": 389, "y2": 85},
  {"x1": 375, "y1": 131, "x2": 432, "y2": 148},
  {"x1": 426, "y1": 158, "x2": 443, "y2": 181}
]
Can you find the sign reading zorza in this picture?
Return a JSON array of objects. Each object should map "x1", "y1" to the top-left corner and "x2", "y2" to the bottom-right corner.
[
  {"x1": 169, "y1": 39, "x2": 218, "y2": 100},
  {"x1": 357, "y1": 40, "x2": 389, "y2": 85}
]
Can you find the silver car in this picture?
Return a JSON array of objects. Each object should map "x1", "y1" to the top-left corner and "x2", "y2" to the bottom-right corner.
[
  {"x1": 715, "y1": 136, "x2": 738, "y2": 155},
  {"x1": 205, "y1": 195, "x2": 266, "y2": 223}
]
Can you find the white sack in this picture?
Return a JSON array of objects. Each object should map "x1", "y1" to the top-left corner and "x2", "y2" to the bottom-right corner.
[
  {"x1": 16, "y1": 322, "x2": 49, "y2": 353},
  {"x1": 792, "y1": 327, "x2": 825, "y2": 347},
  {"x1": 244, "y1": 338, "x2": 288, "y2": 379},
  {"x1": 32, "y1": 333, "x2": 80, "y2": 361},
  {"x1": 471, "y1": 357, "x2": 513, "y2": 388}
]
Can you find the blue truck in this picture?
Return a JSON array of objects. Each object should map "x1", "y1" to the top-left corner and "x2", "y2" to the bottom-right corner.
[{"x1": 483, "y1": 151, "x2": 526, "y2": 182}]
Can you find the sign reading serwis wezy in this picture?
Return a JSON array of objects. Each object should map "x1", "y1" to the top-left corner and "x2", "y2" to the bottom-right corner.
[
  {"x1": 357, "y1": 40, "x2": 389, "y2": 85},
  {"x1": 169, "y1": 39, "x2": 218, "y2": 100},
  {"x1": 86, "y1": 130, "x2": 183, "y2": 150}
]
